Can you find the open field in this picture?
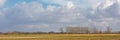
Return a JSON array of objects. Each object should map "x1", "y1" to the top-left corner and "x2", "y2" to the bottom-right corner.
[{"x1": 0, "y1": 34, "x2": 120, "y2": 40}]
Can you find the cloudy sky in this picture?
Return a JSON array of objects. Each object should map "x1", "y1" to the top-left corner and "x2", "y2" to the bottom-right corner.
[{"x1": 0, "y1": 0, "x2": 120, "y2": 32}]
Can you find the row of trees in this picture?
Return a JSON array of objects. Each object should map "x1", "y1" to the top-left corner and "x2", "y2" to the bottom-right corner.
[
  {"x1": 0, "y1": 27, "x2": 119, "y2": 34},
  {"x1": 0, "y1": 31, "x2": 120, "y2": 34}
]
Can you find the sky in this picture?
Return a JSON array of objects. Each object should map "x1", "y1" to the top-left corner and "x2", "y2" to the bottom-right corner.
[{"x1": 0, "y1": 0, "x2": 120, "y2": 32}]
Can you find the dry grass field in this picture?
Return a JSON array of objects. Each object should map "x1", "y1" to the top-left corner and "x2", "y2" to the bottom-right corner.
[{"x1": 0, "y1": 34, "x2": 120, "y2": 40}]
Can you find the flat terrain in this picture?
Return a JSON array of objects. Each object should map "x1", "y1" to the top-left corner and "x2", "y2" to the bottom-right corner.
[{"x1": 0, "y1": 34, "x2": 120, "y2": 40}]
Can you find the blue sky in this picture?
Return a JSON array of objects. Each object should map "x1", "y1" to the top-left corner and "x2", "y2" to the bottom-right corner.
[
  {"x1": 5, "y1": 0, "x2": 32, "y2": 7},
  {"x1": 0, "y1": 0, "x2": 120, "y2": 32}
]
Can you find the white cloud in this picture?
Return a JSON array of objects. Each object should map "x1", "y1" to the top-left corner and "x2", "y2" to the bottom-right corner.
[
  {"x1": 16, "y1": 24, "x2": 50, "y2": 29},
  {"x1": 67, "y1": 1, "x2": 74, "y2": 9},
  {"x1": 90, "y1": 0, "x2": 120, "y2": 28},
  {"x1": 0, "y1": 1, "x2": 86, "y2": 29},
  {"x1": 0, "y1": 0, "x2": 120, "y2": 32},
  {"x1": 88, "y1": 0, "x2": 104, "y2": 5},
  {"x1": 101, "y1": 0, "x2": 115, "y2": 9},
  {"x1": 5, "y1": 2, "x2": 44, "y2": 21},
  {"x1": 0, "y1": 0, "x2": 6, "y2": 7}
]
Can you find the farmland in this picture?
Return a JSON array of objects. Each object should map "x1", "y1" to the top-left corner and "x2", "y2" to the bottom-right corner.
[{"x1": 0, "y1": 34, "x2": 120, "y2": 40}]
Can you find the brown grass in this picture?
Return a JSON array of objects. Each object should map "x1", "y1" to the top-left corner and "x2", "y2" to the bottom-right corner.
[{"x1": 0, "y1": 34, "x2": 120, "y2": 40}]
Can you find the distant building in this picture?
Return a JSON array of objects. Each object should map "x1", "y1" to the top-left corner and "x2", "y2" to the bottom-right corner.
[
  {"x1": 105, "y1": 27, "x2": 112, "y2": 33},
  {"x1": 66, "y1": 27, "x2": 89, "y2": 34},
  {"x1": 89, "y1": 27, "x2": 98, "y2": 33},
  {"x1": 60, "y1": 27, "x2": 64, "y2": 33}
]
